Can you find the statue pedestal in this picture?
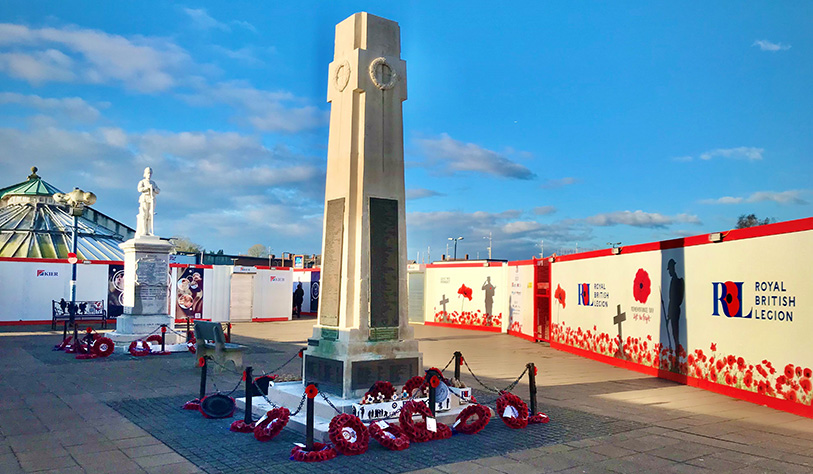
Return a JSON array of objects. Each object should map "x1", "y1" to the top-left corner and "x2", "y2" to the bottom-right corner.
[{"x1": 108, "y1": 236, "x2": 178, "y2": 350}]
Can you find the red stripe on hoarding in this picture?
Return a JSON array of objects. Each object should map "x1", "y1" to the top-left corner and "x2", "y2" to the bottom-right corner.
[
  {"x1": 507, "y1": 259, "x2": 535, "y2": 267},
  {"x1": 169, "y1": 264, "x2": 213, "y2": 269},
  {"x1": 424, "y1": 321, "x2": 501, "y2": 333},
  {"x1": 252, "y1": 317, "x2": 290, "y2": 322},
  {"x1": 425, "y1": 261, "x2": 505, "y2": 269},
  {"x1": 255, "y1": 266, "x2": 292, "y2": 271},
  {"x1": 550, "y1": 341, "x2": 813, "y2": 419},
  {"x1": 0, "y1": 320, "x2": 54, "y2": 326},
  {"x1": 507, "y1": 329, "x2": 536, "y2": 342},
  {"x1": 0, "y1": 257, "x2": 123, "y2": 265}
]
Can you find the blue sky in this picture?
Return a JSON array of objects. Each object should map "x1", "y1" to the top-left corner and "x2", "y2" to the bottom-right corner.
[{"x1": 0, "y1": 2, "x2": 810, "y2": 261}]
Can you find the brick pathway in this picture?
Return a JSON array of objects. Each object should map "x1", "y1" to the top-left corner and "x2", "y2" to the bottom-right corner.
[{"x1": 1, "y1": 321, "x2": 812, "y2": 473}]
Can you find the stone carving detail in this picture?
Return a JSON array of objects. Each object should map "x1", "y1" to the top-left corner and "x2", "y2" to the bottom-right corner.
[
  {"x1": 369, "y1": 57, "x2": 398, "y2": 90},
  {"x1": 334, "y1": 60, "x2": 351, "y2": 91}
]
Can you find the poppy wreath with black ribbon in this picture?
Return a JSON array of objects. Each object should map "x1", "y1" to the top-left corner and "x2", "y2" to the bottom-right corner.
[
  {"x1": 328, "y1": 413, "x2": 369, "y2": 455},
  {"x1": 128, "y1": 340, "x2": 151, "y2": 356},
  {"x1": 91, "y1": 337, "x2": 115, "y2": 357},
  {"x1": 529, "y1": 413, "x2": 550, "y2": 424},
  {"x1": 253, "y1": 407, "x2": 290, "y2": 441},
  {"x1": 364, "y1": 380, "x2": 396, "y2": 401},
  {"x1": 290, "y1": 442, "x2": 337, "y2": 462},
  {"x1": 453, "y1": 404, "x2": 491, "y2": 434},
  {"x1": 496, "y1": 391, "x2": 529, "y2": 429},
  {"x1": 402, "y1": 376, "x2": 428, "y2": 397},
  {"x1": 368, "y1": 422, "x2": 410, "y2": 451},
  {"x1": 399, "y1": 400, "x2": 434, "y2": 443}
]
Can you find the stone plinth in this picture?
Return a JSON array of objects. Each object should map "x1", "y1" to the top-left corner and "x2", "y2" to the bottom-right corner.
[
  {"x1": 108, "y1": 236, "x2": 178, "y2": 349},
  {"x1": 303, "y1": 12, "x2": 421, "y2": 398}
]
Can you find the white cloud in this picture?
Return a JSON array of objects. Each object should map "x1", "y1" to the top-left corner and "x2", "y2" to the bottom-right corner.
[
  {"x1": 753, "y1": 40, "x2": 791, "y2": 52},
  {"x1": 671, "y1": 155, "x2": 693, "y2": 162},
  {"x1": 415, "y1": 133, "x2": 536, "y2": 180},
  {"x1": 183, "y1": 8, "x2": 230, "y2": 31},
  {"x1": 0, "y1": 92, "x2": 103, "y2": 121},
  {"x1": 540, "y1": 177, "x2": 577, "y2": 189},
  {"x1": 0, "y1": 23, "x2": 193, "y2": 92},
  {"x1": 406, "y1": 188, "x2": 443, "y2": 200},
  {"x1": 701, "y1": 190, "x2": 808, "y2": 205},
  {"x1": 533, "y1": 206, "x2": 556, "y2": 215},
  {"x1": 699, "y1": 147, "x2": 764, "y2": 161},
  {"x1": 586, "y1": 210, "x2": 701, "y2": 228}
]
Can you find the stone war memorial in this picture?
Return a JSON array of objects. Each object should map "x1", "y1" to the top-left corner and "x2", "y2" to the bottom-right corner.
[
  {"x1": 108, "y1": 166, "x2": 177, "y2": 349},
  {"x1": 303, "y1": 11, "x2": 420, "y2": 398}
]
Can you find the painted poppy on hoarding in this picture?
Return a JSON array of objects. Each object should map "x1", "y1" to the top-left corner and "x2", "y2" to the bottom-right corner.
[
  {"x1": 554, "y1": 284, "x2": 566, "y2": 308},
  {"x1": 632, "y1": 268, "x2": 651, "y2": 304}
]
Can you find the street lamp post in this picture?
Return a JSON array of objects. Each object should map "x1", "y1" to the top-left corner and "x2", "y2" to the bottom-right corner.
[
  {"x1": 53, "y1": 188, "x2": 96, "y2": 349},
  {"x1": 448, "y1": 236, "x2": 464, "y2": 260},
  {"x1": 483, "y1": 232, "x2": 492, "y2": 260}
]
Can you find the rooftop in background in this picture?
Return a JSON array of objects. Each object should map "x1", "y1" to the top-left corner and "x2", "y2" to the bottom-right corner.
[{"x1": 0, "y1": 167, "x2": 135, "y2": 260}]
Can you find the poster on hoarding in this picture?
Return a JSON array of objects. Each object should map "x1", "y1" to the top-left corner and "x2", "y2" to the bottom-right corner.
[
  {"x1": 108, "y1": 264, "x2": 124, "y2": 317},
  {"x1": 176, "y1": 267, "x2": 204, "y2": 318}
]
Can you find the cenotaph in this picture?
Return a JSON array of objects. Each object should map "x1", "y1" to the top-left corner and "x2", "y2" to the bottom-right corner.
[
  {"x1": 303, "y1": 12, "x2": 421, "y2": 398},
  {"x1": 108, "y1": 167, "x2": 176, "y2": 349}
]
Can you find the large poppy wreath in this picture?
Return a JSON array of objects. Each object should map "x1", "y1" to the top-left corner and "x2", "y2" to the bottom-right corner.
[
  {"x1": 290, "y1": 442, "x2": 337, "y2": 462},
  {"x1": 369, "y1": 421, "x2": 410, "y2": 451},
  {"x1": 253, "y1": 407, "x2": 290, "y2": 441},
  {"x1": 328, "y1": 413, "x2": 369, "y2": 455},
  {"x1": 496, "y1": 392, "x2": 529, "y2": 429},
  {"x1": 453, "y1": 404, "x2": 491, "y2": 434}
]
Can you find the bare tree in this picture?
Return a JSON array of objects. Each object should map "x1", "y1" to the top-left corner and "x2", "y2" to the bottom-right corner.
[
  {"x1": 247, "y1": 244, "x2": 268, "y2": 257},
  {"x1": 736, "y1": 214, "x2": 773, "y2": 229},
  {"x1": 170, "y1": 236, "x2": 202, "y2": 253}
]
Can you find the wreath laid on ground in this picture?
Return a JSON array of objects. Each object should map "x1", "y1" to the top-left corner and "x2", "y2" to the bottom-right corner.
[
  {"x1": 253, "y1": 407, "x2": 290, "y2": 441},
  {"x1": 432, "y1": 421, "x2": 452, "y2": 440},
  {"x1": 187, "y1": 337, "x2": 196, "y2": 353},
  {"x1": 496, "y1": 392, "x2": 529, "y2": 429},
  {"x1": 182, "y1": 398, "x2": 201, "y2": 410},
  {"x1": 364, "y1": 381, "x2": 396, "y2": 401},
  {"x1": 368, "y1": 421, "x2": 410, "y2": 451},
  {"x1": 290, "y1": 442, "x2": 337, "y2": 462},
  {"x1": 91, "y1": 337, "x2": 115, "y2": 357},
  {"x1": 145, "y1": 334, "x2": 163, "y2": 345},
  {"x1": 529, "y1": 413, "x2": 550, "y2": 424},
  {"x1": 128, "y1": 340, "x2": 151, "y2": 356},
  {"x1": 399, "y1": 400, "x2": 434, "y2": 443},
  {"x1": 328, "y1": 413, "x2": 369, "y2": 455},
  {"x1": 229, "y1": 419, "x2": 255, "y2": 433},
  {"x1": 453, "y1": 404, "x2": 491, "y2": 434}
]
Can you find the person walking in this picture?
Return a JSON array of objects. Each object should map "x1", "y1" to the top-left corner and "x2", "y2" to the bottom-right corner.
[{"x1": 293, "y1": 283, "x2": 305, "y2": 319}]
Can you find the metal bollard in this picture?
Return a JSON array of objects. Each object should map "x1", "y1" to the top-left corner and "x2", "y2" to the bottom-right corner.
[
  {"x1": 160, "y1": 325, "x2": 166, "y2": 352},
  {"x1": 227, "y1": 322, "x2": 232, "y2": 343},
  {"x1": 306, "y1": 386, "x2": 315, "y2": 451},
  {"x1": 428, "y1": 380, "x2": 437, "y2": 418},
  {"x1": 199, "y1": 356, "x2": 208, "y2": 400},
  {"x1": 186, "y1": 317, "x2": 191, "y2": 342},
  {"x1": 244, "y1": 367, "x2": 253, "y2": 424},
  {"x1": 63, "y1": 321, "x2": 68, "y2": 341},
  {"x1": 454, "y1": 351, "x2": 462, "y2": 381},
  {"x1": 527, "y1": 362, "x2": 537, "y2": 416}
]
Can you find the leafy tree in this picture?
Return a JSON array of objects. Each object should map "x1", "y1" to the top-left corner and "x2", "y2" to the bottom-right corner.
[
  {"x1": 736, "y1": 214, "x2": 773, "y2": 229},
  {"x1": 247, "y1": 244, "x2": 269, "y2": 257},
  {"x1": 170, "y1": 236, "x2": 202, "y2": 253}
]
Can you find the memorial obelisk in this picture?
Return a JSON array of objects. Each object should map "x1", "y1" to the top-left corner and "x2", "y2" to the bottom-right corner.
[{"x1": 303, "y1": 12, "x2": 421, "y2": 398}]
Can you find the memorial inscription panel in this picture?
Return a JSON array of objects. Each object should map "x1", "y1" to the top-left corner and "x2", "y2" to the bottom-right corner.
[
  {"x1": 351, "y1": 358, "x2": 418, "y2": 390},
  {"x1": 304, "y1": 355, "x2": 344, "y2": 394},
  {"x1": 320, "y1": 198, "x2": 344, "y2": 327},
  {"x1": 369, "y1": 198, "x2": 399, "y2": 330}
]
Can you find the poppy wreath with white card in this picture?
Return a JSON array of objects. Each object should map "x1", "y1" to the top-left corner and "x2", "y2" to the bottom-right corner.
[
  {"x1": 453, "y1": 404, "x2": 491, "y2": 434},
  {"x1": 253, "y1": 407, "x2": 290, "y2": 441},
  {"x1": 328, "y1": 413, "x2": 369, "y2": 455},
  {"x1": 369, "y1": 421, "x2": 410, "y2": 451},
  {"x1": 399, "y1": 401, "x2": 434, "y2": 442},
  {"x1": 496, "y1": 391, "x2": 529, "y2": 429}
]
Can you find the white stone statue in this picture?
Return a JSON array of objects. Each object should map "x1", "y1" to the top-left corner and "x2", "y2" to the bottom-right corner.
[{"x1": 136, "y1": 167, "x2": 159, "y2": 237}]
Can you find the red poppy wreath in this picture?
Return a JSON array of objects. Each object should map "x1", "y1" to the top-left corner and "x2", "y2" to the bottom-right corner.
[
  {"x1": 453, "y1": 404, "x2": 491, "y2": 434},
  {"x1": 253, "y1": 407, "x2": 290, "y2": 441},
  {"x1": 496, "y1": 392, "x2": 529, "y2": 429},
  {"x1": 290, "y1": 442, "x2": 337, "y2": 462},
  {"x1": 399, "y1": 401, "x2": 434, "y2": 443},
  {"x1": 369, "y1": 421, "x2": 410, "y2": 451},
  {"x1": 328, "y1": 413, "x2": 369, "y2": 455},
  {"x1": 91, "y1": 337, "x2": 115, "y2": 357}
]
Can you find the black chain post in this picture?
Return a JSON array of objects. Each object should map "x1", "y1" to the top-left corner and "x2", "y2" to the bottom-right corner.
[
  {"x1": 306, "y1": 385, "x2": 315, "y2": 451},
  {"x1": 186, "y1": 317, "x2": 191, "y2": 342},
  {"x1": 227, "y1": 322, "x2": 232, "y2": 343},
  {"x1": 527, "y1": 362, "x2": 537, "y2": 416},
  {"x1": 63, "y1": 321, "x2": 68, "y2": 341},
  {"x1": 199, "y1": 356, "x2": 208, "y2": 399},
  {"x1": 244, "y1": 366, "x2": 253, "y2": 424},
  {"x1": 428, "y1": 382, "x2": 436, "y2": 417},
  {"x1": 454, "y1": 351, "x2": 462, "y2": 381},
  {"x1": 160, "y1": 325, "x2": 166, "y2": 352}
]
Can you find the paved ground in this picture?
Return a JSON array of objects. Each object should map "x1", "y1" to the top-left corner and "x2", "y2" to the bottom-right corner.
[{"x1": 1, "y1": 319, "x2": 812, "y2": 473}]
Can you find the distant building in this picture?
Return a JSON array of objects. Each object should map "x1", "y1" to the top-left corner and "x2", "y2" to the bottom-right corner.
[{"x1": 0, "y1": 167, "x2": 134, "y2": 260}]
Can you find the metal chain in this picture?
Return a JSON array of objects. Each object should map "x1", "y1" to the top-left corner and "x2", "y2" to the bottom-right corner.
[
  {"x1": 502, "y1": 366, "x2": 529, "y2": 393},
  {"x1": 257, "y1": 349, "x2": 303, "y2": 377},
  {"x1": 290, "y1": 391, "x2": 308, "y2": 417},
  {"x1": 318, "y1": 391, "x2": 343, "y2": 415},
  {"x1": 441, "y1": 355, "x2": 455, "y2": 372},
  {"x1": 461, "y1": 357, "x2": 529, "y2": 394}
]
